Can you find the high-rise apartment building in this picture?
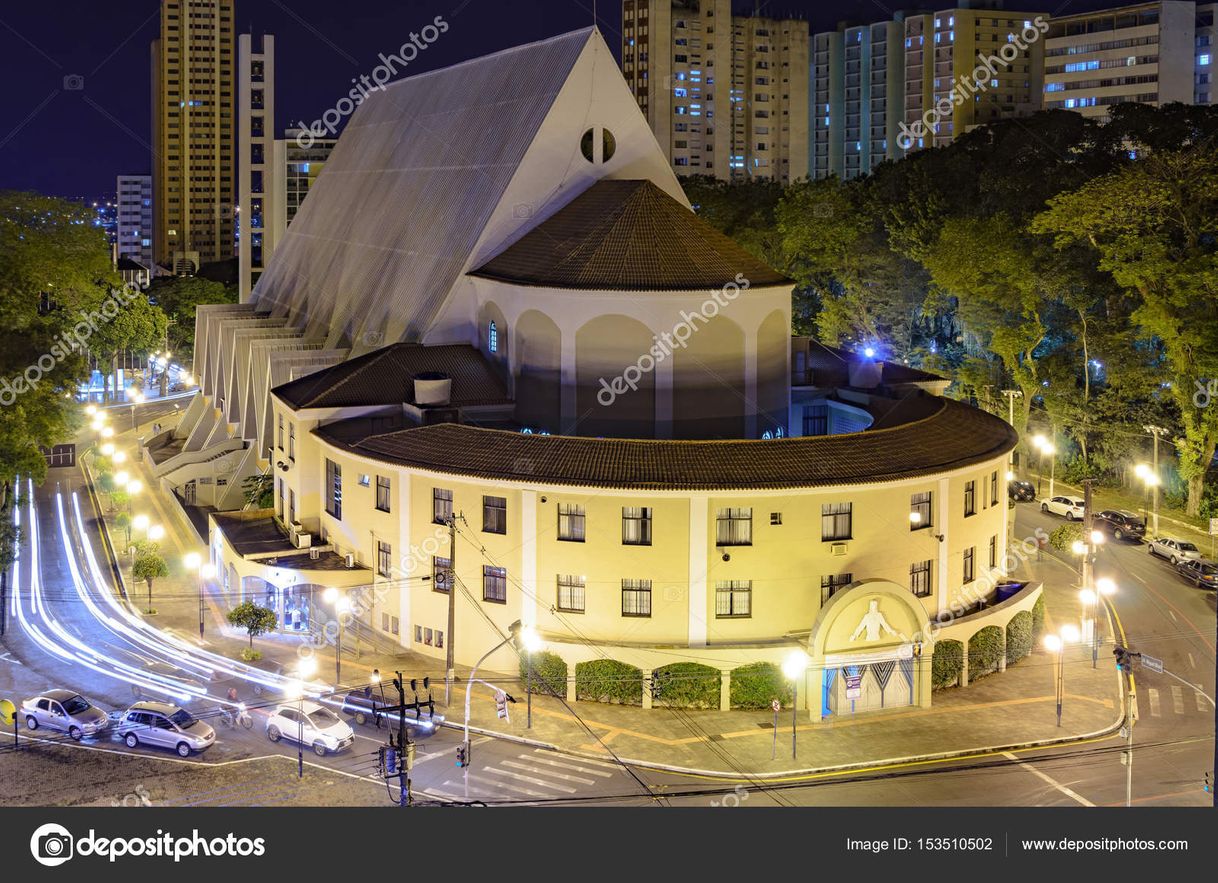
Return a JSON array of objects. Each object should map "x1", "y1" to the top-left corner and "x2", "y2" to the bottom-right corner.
[
  {"x1": 238, "y1": 33, "x2": 274, "y2": 302},
  {"x1": 152, "y1": 0, "x2": 236, "y2": 273},
  {"x1": 268, "y1": 129, "x2": 337, "y2": 252},
  {"x1": 1043, "y1": 1, "x2": 1214, "y2": 118},
  {"x1": 621, "y1": 1, "x2": 809, "y2": 182},
  {"x1": 115, "y1": 174, "x2": 153, "y2": 267}
]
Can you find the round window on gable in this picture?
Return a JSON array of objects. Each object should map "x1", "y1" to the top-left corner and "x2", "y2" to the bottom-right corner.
[
  {"x1": 602, "y1": 128, "x2": 616, "y2": 162},
  {"x1": 580, "y1": 127, "x2": 617, "y2": 163},
  {"x1": 580, "y1": 128, "x2": 595, "y2": 163}
]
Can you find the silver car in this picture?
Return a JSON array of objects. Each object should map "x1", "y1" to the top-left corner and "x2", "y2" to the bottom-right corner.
[
  {"x1": 1148, "y1": 536, "x2": 1203, "y2": 565},
  {"x1": 21, "y1": 690, "x2": 110, "y2": 740},
  {"x1": 116, "y1": 701, "x2": 216, "y2": 757}
]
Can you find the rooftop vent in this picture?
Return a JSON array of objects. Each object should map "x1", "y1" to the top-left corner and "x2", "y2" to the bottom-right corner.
[{"x1": 413, "y1": 372, "x2": 451, "y2": 407}]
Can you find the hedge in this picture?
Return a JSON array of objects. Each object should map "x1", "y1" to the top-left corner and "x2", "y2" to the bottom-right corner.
[
  {"x1": 520, "y1": 651, "x2": 568, "y2": 697},
  {"x1": 729, "y1": 661, "x2": 792, "y2": 709},
  {"x1": 652, "y1": 662, "x2": 721, "y2": 709},
  {"x1": 575, "y1": 659, "x2": 643, "y2": 706},
  {"x1": 1006, "y1": 610, "x2": 1034, "y2": 665},
  {"x1": 968, "y1": 626, "x2": 1004, "y2": 681},
  {"x1": 1031, "y1": 594, "x2": 1046, "y2": 643},
  {"x1": 932, "y1": 639, "x2": 964, "y2": 690}
]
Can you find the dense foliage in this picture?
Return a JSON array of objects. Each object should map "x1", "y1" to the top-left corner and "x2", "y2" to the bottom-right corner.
[
  {"x1": 574, "y1": 659, "x2": 643, "y2": 706},
  {"x1": 932, "y1": 639, "x2": 964, "y2": 690},
  {"x1": 521, "y1": 650, "x2": 568, "y2": 697},
  {"x1": 652, "y1": 662, "x2": 721, "y2": 709},
  {"x1": 728, "y1": 661, "x2": 792, "y2": 709},
  {"x1": 1006, "y1": 611, "x2": 1034, "y2": 665},
  {"x1": 968, "y1": 626, "x2": 1005, "y2": 681}
]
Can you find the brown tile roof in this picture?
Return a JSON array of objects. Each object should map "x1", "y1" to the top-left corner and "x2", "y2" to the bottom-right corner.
[
  {"x1": 470, "y1": 179, "x2": 792, "y2": 290},
  {"x1": 272, "y1": 343, "x2": 511, "y2": 410},
  {"x1": 315, "y1": 394, "x2": 1016, "y2": 490}
]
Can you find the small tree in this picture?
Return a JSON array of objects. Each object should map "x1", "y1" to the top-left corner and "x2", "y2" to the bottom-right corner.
[
  {"x1": 97, "y1": 471, "x2": 116, "y2": 510},
  {"x1": 132, "y1": 541, "x2": 168, "y2": 613},
  {"x1": 227, "y1": 601, "x2": 278, "y2": 649},
  {"x1": 242, "y1": 472, "x2": 274, "y2": 509},
  {"x1": 115, "y1": 511, "x2": 132, "y2": 547},
  {"x1": 110, "y1": 489, "x2": 129, "y2": 513},
  {"x1": 1048, "y1": 523, "x2": 1083, "y2": 552}
]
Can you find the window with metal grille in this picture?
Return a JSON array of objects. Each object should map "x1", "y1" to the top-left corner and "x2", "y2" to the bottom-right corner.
[
  {"x1": 716, "y1": 507, "x2": 752, "y2": 546},
  {"x1": 325, "y1": 459, "x2": 341, "y2": 519},
  {"x1": 557, "y1": 574, "x2": 586, "y2": 612},
  {"x1": 483, "y1": 495, "x2": 507, "y2": 534},
  {"x1": 963, "y1": 546, "x2": 975, "y2": 583},
  {"x1": 622, "y1": 506, "x2": 652, "y2": 545},
  {"x1": 964, "y1": 480, "x2": 976, "y2": 517},
  {"x1": 277, "y1": 413, "x2": 284, "y2": 450},
  {"x1": 377, "y1": 541, "x2": 392, "y2": 578},
  {"x1": 558, "y1": 504, "x2": 586, "y2": 542},
  {"x1": 482, "y1": 565, "x2": 507, "y2": 603},
  {"x1": 621, "y1": 579, "x2": 652, "y2": 617},
  {"x1": 989, "y1": 535, "x2": 997, "y2": 568},
  {"x1": 910, "y1": 559, "x2": 933, "y2": 596},
  {"x1": 433, "y1": 488, "x2": 453, "y2": 524},
  {"x1": 433, "y1": 556, "x2": 452, "y2": 593},
  {"x1": 989, "y1": 470, "x2": 998, "y2": 506},
  {"x1": 488, "y1": 320, "x2": 498, "y2": 353},
  {"x1": 802, "y1": 401, "x2": 828, "y2": 435},
  {"x1": 821, "y1": 502, "x2": 852, "y2": 541},
  {"x1": 910, "y1": 491, "x2": 932, "y2": 530},
  {"x1": 820, "y1": 573, "x2": 853, "y2": 605},
  {"x1": 288, "y1": 422, "x2": 295, "y2": 460},
  {"x1": 288, "y1": 489, "x2": 295, "y2": 526},
  {"x1": 715, "y1": 580, "x2": 752, "y2": 617},
  {"x1": 375, "y1": 475, "x2": 391, "y2": 512}
]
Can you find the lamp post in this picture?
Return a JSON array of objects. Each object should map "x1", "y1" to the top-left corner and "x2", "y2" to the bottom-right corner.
[
  {"x1": 184, "y1": 552, "x2": 215, "y2": 638},
  {"x1": 1134, "y1": 464, "x2": 1160, "y2": 536},
  {"x1": 520, "y1": 626, "x2": 542, "y2": 729},
  {"x1": 1044, "y1": 624, "x2": 1080, "y2": 726},
  {"x1": 1032, "y1": 435, "x2": 1057, "y2": 499},
  {"x1": 782, "y1": 650, "x2": 808, "y2": 760},
  {"x1": 462, "y1": 620, "x2": 522, "y2": 769},
  {"x1": 322, "y1": 587, "x2": 349, "y2": 687},
  {"x1": 127, "y1": 387, "x2": 144, "y2": 431},
  {"x1": 292, "y1": 659, "x2": 317, "y2": 778}
]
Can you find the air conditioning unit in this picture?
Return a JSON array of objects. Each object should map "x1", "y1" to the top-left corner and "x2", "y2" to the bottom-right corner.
[
  {"x1": 830, "y1": 543, "x2": 849, "y2": 557},
  {"x1": 309, "y1": 547, "x2": 320, "y2": 561},
  {"x1": 345, "y1": 553, "x2": 355, "y2": 568},
  {"x1": 290, "y1": 522, "x2": 303, "y2": 533},
  {"x1": 294, "y1": 531, "x2": 312, "y2": 549}
]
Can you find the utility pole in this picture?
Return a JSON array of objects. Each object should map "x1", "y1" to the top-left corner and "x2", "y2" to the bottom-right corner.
[
  {"x1": 1114, "y1": 646, "x2": 1139, "y2": 807},
  {"x1": 377, "y1": 671, "x2": 425, "y2": 807},
  {"x1": 1143, "y1": 425, "x2": 1168, "y2": 536},
  {"x1": 443, "y1": 512, "x2": 459, "y2": 707}
]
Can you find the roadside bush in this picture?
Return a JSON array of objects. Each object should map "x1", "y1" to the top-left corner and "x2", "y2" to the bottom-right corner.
[
  {"x1": 1048, "y1": 523, "x2": 1083, "y2": 552},
  {"x1": 240, "y1": 648, "x2": 262, "y2": 662},
  {"x1": 1031, "y1": 594, "x2": 1046, "y2": 643},
  {"x1": 521, "y1": 651, "x2": 568, "y2": 697},
  {"x1": 1006, "y1": 611, "x2": 1034, "y2": 665},
  {"x1": 932, "y1": 639, "x2": 963, "y2": 690},
  {"x1": 968, "y1": 626, "x2": 1004, "y2": 681},
  {"x1": 652, "y1": 662, "x2": 720, "y2": 709},
  {"x1": 575, "y1": 659, "x2": 643, "y2": 706},
  {"x1": 729, "y1": 661, "x2": 792, "y2": 709}
]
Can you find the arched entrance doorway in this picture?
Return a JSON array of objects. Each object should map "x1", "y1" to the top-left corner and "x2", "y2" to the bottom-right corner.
[
  {"x1": 807, "y1": 579, "x2": 934, "y2": 721},
  {"x1": 241, "y1": 575, "x2": 324, "y2": 634}
]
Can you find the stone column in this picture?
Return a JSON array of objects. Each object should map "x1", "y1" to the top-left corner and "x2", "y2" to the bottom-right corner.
[
  {"x1": 719, "y1": 670, "x2": 731, "y2": 711},
  {"x1": 641, "y1": 675, "x2": 653, "y2": 710}
]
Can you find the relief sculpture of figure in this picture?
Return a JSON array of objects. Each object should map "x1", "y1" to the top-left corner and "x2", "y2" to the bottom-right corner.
[{"x1": 849, "y1": 599, "x2": 900, "y2": 642}]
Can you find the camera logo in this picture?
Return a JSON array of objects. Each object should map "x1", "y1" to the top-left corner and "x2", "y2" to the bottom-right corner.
[
  {"x1": 63, "y1": 74, "x2": 85, "y2": 91},
  {"x1": 30, "y1": 823, "x2": 74, "y2": 867}
]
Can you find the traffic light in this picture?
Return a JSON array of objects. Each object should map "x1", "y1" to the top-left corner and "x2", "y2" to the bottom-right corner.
[
  {"x1": 1113, "y1": 646, "x2": 1139, "y2": 673},
  {"x1": 495, "y1": 690, "x2": 509, "y2": 720},
  {"x1": 455, "y1": 742, "x2": 469, "y2": 768},
  {"x1": 382, "y1": 745, "x2": 398, "y2": 776}
]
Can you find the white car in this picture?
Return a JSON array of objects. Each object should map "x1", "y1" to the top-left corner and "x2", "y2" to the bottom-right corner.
[
  {"x1": 1148, "y1": 536, "x2": 1203, "y2": 565},
  {"x1": 1040, "y1": 495, "x2": 1085, "y2": 520},
  {"x1": 266, "y1": 702, "x2": 355, "y2": 756}
]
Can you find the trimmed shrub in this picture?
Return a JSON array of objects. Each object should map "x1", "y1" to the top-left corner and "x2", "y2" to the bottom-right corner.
[
  {"x1": 575, "y1": 659, "x2": 643, "y2": 706},
  {"x1": 932, "y1": 639, "x2": 964, "y2": 690},
  {"x1": 729, "y1": 661, "x2": 792, "y2": 709},
  {"x1": 652, "y1": 662, "x2": 721, "y2": 709},
  {"x1": 520, "y1": 651, "x2": 568, "y2": 697},
  {"x1": 1049, "y1": 523, "x2": 1083, "y2": 552},
  {"x1": 968, "y1": 626, "x2": 1004, "y2": 681},
  {"x1": 1031, "y1": 593, "x2": 1046, "y2": 643},
  {"x1": 1006, "y1": 610, "x2": 1034, "y2": 665}
]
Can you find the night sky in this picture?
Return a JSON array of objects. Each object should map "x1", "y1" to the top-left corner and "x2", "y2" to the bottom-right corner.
[{"x1": 1, "y1": 0, "x2": 1124, "y2": 198}]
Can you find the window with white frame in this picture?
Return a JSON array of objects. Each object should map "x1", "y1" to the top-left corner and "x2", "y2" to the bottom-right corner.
[
  {"x1": 483, "y1": 565, "x2": 507, "y2": 603},
  {"x1": 558, "y1": 504, "x2": 586, "y2": 542},
  {"x1": 433, "y1": 556, "x2": 452, "y2": 593},
  {"x1": 622, "y1": 506, "x2": 652, "y2": 545},
  {"x1": 910, "y1": 559, "x2": 932, "y2": 597},
  {"x1": 557, "y1": 574, "x2": 586, "y2": 612},
  {"x1": 483, "y1": 495, "x2": 507, "y2": 534},
  {"x1": 716, "y1": 507, "x2": 752, "y2": 546},
  {"x1": 715, "y1": 580, "x2": 752, "y2": 617},
  {"x1": 821, "y1": 502, "x2": 852, "y2": 541},
  {"x1": 376, "y1": 476, "x2": 391, "y2": 513},
  {"x1": 325, "y1": 459, "x2": 342, "y2": 519},
  {"x1": 377, "y1": 541, "x2": 392, "y2": 578},
  {"x1": 433, "y1": 488, "x2": 453, "y2": 524},
  {"x1": 621, "y1": 578, "x2": 652, "y2": 617}
]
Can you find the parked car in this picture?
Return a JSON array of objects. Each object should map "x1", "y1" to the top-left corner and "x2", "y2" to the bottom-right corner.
[
  {"x1": 1041, "y1": 495, "x2": 1086, "y2": 520},
  {"x1": 339, "y1": 688, "x2": 443, "y2": 734},
  {"x1": 21, "y1": 690, "x2": 109, "y2": 740},
  {"x1": 1093, "y1": 510, "x2": 1146, "y2": 542},
  {"x1": 1007, "y1": 479, "x2": 1036, "y2": 502},
  {"x1": 265, "y1": 702, "x2": 355, "y2": 756},
  {"x1": 1176, "y1": 559, "x2": 1218, "y2": 589},
  {"x1": 116, "y1": 701, "x2": 216, "y2": 757},
  {"x1": 1148, "y1": 536, "x2": 1203, "y2": 565}
]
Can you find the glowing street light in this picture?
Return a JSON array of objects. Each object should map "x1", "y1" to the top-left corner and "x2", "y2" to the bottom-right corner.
[
  {"x1": 126, "y1": 479, "x2": 143, "y2": 496},
  {"x1": 1044, "y1": 626, "x2": 1078, "y2": 727},
  {"x1": 113, "y1": 470, "x2": 129, "y2": 487},
  {"x1": 520, "y1": 626, "x2": 543, "y2": 729},
  {"x1": 782, "y1": 650, "x2": 809, "y2": 759},
  {"x1": 111, "y1": 450, "x2": 127, "y2": 465},
  {"x1": 100, "y1": 426, "x2": 115, "y2": 440},
  {"x1": 100, "y1": 443, "x2": 115, "y2": 457},
  {"x1": 147, "y1": 524, "x2": 165, "y2": 542}
]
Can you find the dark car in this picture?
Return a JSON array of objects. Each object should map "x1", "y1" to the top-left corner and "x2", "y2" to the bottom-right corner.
[
  {"x1": 339, "y1": 688, "x2": 444, "y2": 734},
  {"x1": 1093, "y1": 510, "x2": 1146, "y2": 542},
  {"x1": 1176, "y1": 559, "x2": 1218, "y2": 589},
  {"x1": 1007, "y1": 479, "x2": 1035, "y2": 502}
]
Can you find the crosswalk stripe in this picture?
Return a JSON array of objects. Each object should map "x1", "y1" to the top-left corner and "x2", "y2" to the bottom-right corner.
[
  {"x1": 455, "y1": 771, "x2": 552, "y2": 800},
  {"x1": 1171, "y1": 686, "x2": 1185, "y2": 714},
  {"x1": 484, "y1": 766, "x2": 577, "y2": 793},
  {"x1": 541, "y1": 752, "x2": 621, "y2": 770},
  {"x1": 526, "y1": 754, "x2": 614, "y2": 778},
  {"x1": 503, "y1": 759, "x2": 596, "y2": 785},
  {"x1": 1148, "y1": 688, "x2": 1160, "y2": 717}
]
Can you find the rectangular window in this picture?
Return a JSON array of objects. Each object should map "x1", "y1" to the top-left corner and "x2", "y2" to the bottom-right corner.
[
  {"x1": 433, "y1": 488, "x2": 453, "y2": 524},
  {"x1": 483, "y1": 495, "x2": 507, "y2": 534},
  {"x1": 482, "y1": 565, "x2": 507, "y2": 603},
  {"x1": 390, "y1": 616, "x2": 399, "y2": 636},
  {"x1": 910, "y1": 491, "x2": 932, "y2": 530},
  {"x1": 820, "y1": 573, "x2": 854, "y2": 606},
  {"x1": 375, "y1": 475, "x2": 391, "y2": 513},
  {"x1": 288, "y1": 422, "x2": 295, "y2": 460},
  {"x1": 325, "y1": 459, "x2": 342, "y2": 519},
  {"x1": 989, "y1": 535, "x2": 997, "y2": 569},
  {"x1": 276, "y1": 477, "x2": 283, "y2": 517},
  {"x1": 358, "y1": 474, "x2": 370, "y2": 487},
  {"x1": 414, "y1": 625, "x2": 422, "y2": 643},
  {"x1": 716, "y1": 507, "x2": 753, "y2": 546},
  {"x1": 989, "y1": 470, "x2": 998, "y2": 507},
  {"x1": 910, "y1": 559, "x2": 933, "y2": 597},
  {"x1": 433, "y1": 556, "x2": 452, "y2": 593},
  {"x1": 963, "y1": 547, "x2": 975, "y2": 583},
  {"x1": 382, "y1": 612, "x2": 390, "y2": 632},
  {"x1": 277, "y1": 414, "x2": 284, "y2": 450},
  {"x1": 964, "y1": 480, "x2": 976, "y2": 517},
  {"x1": 715, "y1": 580, "x2": 752, "y2": 617},
  {"x1": 435, "y1": 630, "x2": 443, "y2": 648},
  {"x1": 377, "y1": 541, "x2": 392, "y2": 578},
  {"x1": 622, "y1": 506, "x2": 652, "y2": 545},
  {"x1": 621, "y1": 578, "x2": 652, "y2": 617},
  {"x1": 558, "y1": 504, "x2": 586, "y2": 542},
  {"x1": 557, "y1": 574, "x2": 586, "y2": 613},
  {"x1": 821, "y1": 502, "x2": 852, "y2": 541},
  {"x1": 288, "y1": 489, "x2": 295, "y2": 526},
  {"x1": 770, "y1": 512, "x2": 782, "y2": 525},
  {"x1": 424, "y1": 628, "x2": 433, "y2": 646}
]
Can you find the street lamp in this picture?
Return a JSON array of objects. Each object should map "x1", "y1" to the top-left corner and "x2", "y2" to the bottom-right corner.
[
  {"x1": 462, "y1": 620, "x2": 523, "y2": 769},
  {"x1": 112, "y1": 450, "x2": 127, "y2": 465},
  {"x1": 1044, "y1": 625, "x2": 1080, "y2": 727},
  {"x1": 1134, "y1": 464, "x2": 1159, "y2": 535},
  {"x1": 1032, "y1": 435, "x2": 1056, "y2": 498},
  {"x1": 290, "y1": 658, "x2": 317, "y2": 779},
  {"x1": 184, "y1": 552, "x2": 214, "y2": 638},
  {"x1": 782, "y1": 650, "x2": 808, "y2": 759},
  {"x1": 371, "y1": 668, "x2": 386, "y2": 703},
  {"x1": 520, "y1": 626, "x2": 543, "y2": 729},
  {"x1": 322, "y1": 587, "x2": 349, "y2": 686},
  {"x1": 147, "y1": 524, "x2": 164, "y2": 542}
]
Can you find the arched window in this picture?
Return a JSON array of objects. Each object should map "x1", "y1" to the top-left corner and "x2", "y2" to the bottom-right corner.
[{"x1": 488, "y1": 320, "x2": 498, "y2": 354}]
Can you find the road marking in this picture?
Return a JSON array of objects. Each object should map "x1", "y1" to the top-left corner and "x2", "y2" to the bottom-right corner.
[
  {"x1": 503, "y1": 758, "x2": 596, "y2": 785},
  {"x1": 1001, "y1": 751, "x2": 1095, "y2": 807},
  {"x1": 1171, "y1": 686, "x2": 1185, "y2": 714},
  {"x1": 460, "y1": 770, "x2": 552, "y2": 799},
  {"x1": 483, "y1": 765, "x2": 577, "y2": 793},
  {"x1": 1168, "y1": 608, "x2": 1178, "y2": 623},
  {"x1": 526, "y1": 754, "x2": 614, "y2": 777},
  {"x1": 1188, "y1": 652, "x2": 1196, "y2": 669},
  {"x1": 541, "y1": 752, "x2": 622, "y2": 770},
  {"x1": 0, "y1": 651, "x2": 23, "y2": 666},
  {"x1": 1147, "y1": 688, "x2": 1160, "y2": 717}
]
